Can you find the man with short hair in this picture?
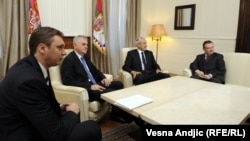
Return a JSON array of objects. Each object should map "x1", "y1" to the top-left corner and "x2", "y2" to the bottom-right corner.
[
  {"x1": 122, "y1": 37, "x2": 170, "y2": 85},
  {"x1": 0, "y1": 27, "x2": 101, "y2": 141},
  {"x1": 61, "y1": 35, "x2": 123, "y2": 101},
  {"x1": 61, "y1": 35, "x2": 130, "y2": 123},
  {"x1": 190, "y1": 40, "x2": 226, "y2": 84}
]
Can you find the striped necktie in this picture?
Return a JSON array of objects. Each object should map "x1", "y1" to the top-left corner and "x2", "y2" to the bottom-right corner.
[{"x1": 141, "y1": 52, "x2": 147, "y2": 70}]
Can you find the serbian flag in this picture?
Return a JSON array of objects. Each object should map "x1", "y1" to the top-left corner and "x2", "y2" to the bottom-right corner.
[
  {"x1": 93, "y1": 0, "x2": 106, "y2": 53},
  {"x1": 28, "y1": 0, "x2": 41, "y2": 34}
]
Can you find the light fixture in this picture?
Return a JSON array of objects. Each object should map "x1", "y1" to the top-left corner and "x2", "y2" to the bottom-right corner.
[{"x1": 149, "y1": 24, "x2": 167, "y2": 62}]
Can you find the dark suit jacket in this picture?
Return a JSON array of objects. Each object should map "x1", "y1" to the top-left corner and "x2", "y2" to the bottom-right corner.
[
  {"x1": 190, "y1": 52, "x2": 226, "y2": 83},
  {"x1": 0, "y1": 55, "x2": 79, "y2": 141},
  {"x1": 122, "y1": 49, "x2": 161, "y2": 73},
  {"x1": 61, "y1": 51, "x2": 106, "y2": 91}
]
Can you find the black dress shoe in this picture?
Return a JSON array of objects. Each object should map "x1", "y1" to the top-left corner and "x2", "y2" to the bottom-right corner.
[{"x1": 110, "y1": 114, "x2": 128, "y2": 123}]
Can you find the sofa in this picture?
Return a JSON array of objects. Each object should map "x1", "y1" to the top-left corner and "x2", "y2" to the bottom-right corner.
[
  {"x1": 183, "y1": 52, "x2": 250, "y2": 87},
  {"x1": 49, "y1": 49, "x2": 111, "y2": 122}
]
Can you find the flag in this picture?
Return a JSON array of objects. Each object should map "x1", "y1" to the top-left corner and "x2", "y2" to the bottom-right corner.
[
  {"x1": 28, "y1": 0, "x2": 41, "y2": 34},
  {"x1": 93, "y1": 0, "x2": 105, "y2": 53}
]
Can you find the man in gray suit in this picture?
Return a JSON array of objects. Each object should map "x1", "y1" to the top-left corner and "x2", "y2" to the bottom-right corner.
[
  {"x1": 190, "y1": 40, "x2": 226, "y2": 84},
  {"x1": 122, "y1": 37, "x2": 170, "y2": 85}
]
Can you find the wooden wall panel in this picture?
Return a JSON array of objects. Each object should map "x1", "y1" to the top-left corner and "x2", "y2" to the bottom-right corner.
[
  {"x1": 64, "y1": 36, "x2": 91, "y2": 57},
  {"x1": 235, "y1": 0, "x2": 250, "y2": 53}
]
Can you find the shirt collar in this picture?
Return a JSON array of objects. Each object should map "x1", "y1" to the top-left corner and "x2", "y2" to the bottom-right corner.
[
  {"x1": 74, "y1": 50, "x2": 84, "y2": 60},
  {"x1": 38, "y1": 62, "x2": 48, "y2": 79},
  {"x1": 137, "y1": 49, "x2": 144, "y2": 54}
]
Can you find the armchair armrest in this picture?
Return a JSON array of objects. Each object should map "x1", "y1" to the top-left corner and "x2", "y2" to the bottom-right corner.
[
  {"x1": 162, "y1": 70, "x2": 169, "y2": 74},
  {"x1": 183, "y1": 68, "x2": 192, "y2": 77},
  {"x1": 119, "y1": 70, "x2": 133, "y2": 88},
  {"x1": 51, "y1": 81, "x2": 89, "y2": 121},
  {"x1": 104, "y1": 74, "x2": 113, "y2": 81},
  {"x1": 118, "y1": 70, "x2": 169, "y2": 88}
]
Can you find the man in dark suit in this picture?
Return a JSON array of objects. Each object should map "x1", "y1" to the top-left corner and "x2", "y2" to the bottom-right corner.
[
  {"x1": 61, "y1": 35, "x2": 123, "y2": 101},
  {"x1": 61, "y1": 35, "x2": 129, "y2": 123},
  {"x1": 122, "y1": 37, "x2": 170, "y2": 85},
  {"x1": 0, "y1": 27, "x2": 101, "y2": 141},
  {"x1": 190, "y1": 40, "x2": 226, "y2": 84}
]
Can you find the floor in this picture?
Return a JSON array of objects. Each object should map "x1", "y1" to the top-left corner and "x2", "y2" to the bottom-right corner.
[{"x1": 99, "y1": 112, "x2": 125, "y2": 133}]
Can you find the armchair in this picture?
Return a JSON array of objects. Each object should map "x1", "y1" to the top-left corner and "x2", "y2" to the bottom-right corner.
[
  {"x1": 183, "y1": 52, "x2": 250, "y2": 87},
  {"x1": 119, "y1": 47, "x2": 169, "y2": 88},
  {"x1": 49, "y1": 49, "x2": 111, "y2": 122}
]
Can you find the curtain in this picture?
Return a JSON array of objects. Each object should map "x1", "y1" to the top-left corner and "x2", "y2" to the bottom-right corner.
[
  {"x1": 104, "y1": 0, "x2": 127, "y2": 77},
  {"x1": 177, "y1": 9, "x2": 184, "y2": 26},
  {"x1": 126, "y1": 0, "x2": 141, "y2": 47},
  {"x1": 92, "y1": 0, "x2": 141, "y2": 78},
  {"x1": 0, "y1": 0, "x2": 29, "y2": 79},
  {"x1": 0, "y1": 32, "x2": 2, "y2": 81},
  {"x1": 92, "y1": 0, "x2": 127, "y2": 77}
]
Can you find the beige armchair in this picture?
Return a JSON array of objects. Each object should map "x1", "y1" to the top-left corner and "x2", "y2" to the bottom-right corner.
[
  {"x1": 49, "y1": 49, "x2": 110, "y2": 122},
  {"x1": 183, "y1": 52, "x2": 250, "y2": 87},
  {"x1": 119, "y1": 47, "x2": 169, "y2": 88}
]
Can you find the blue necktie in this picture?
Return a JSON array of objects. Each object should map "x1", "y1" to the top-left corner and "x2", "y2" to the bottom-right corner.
[{"x1": 80, "y1": 57, "x2": 97, "y2": 84}]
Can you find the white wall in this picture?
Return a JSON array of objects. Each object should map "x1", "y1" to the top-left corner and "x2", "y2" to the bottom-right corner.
[
  {"x1": 141, "y1": 0, "x2": 240, "y2": 75},
  {"x1": 37, "y1": 0, "x2": 92, "y2": 36},
  {"x1": 37, "y1": 0, "x2": 240, "y2": 75}
]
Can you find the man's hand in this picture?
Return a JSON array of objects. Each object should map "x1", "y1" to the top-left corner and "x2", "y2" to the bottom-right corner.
[
  {"x1": 65, "y1": 103, "x2": 80, "y2": 115},
  {"x1": 101, "y1": 78, "x2": 111, "y2": 87},
  {"x1": 156, "y1": 69, "x2": 161, "y2": 73},
  {"x1": 60, "y1": 104, "x2": 68, "y2": 115},
  {"x1": 202, "y1": 74, "x2": 211, "y2": 80},
  {"x1": 195, "y1": 70, "x2": 205, "y2": 78},
  {"x1": 90, "y1": 84, "x2": 106, "y2": 91},
  {"x1": 195, "y1": 70, "x2": 211, "y2": 80},
  {"x1": 131, "y1": 71, "x2": 141, "y2": 79}
]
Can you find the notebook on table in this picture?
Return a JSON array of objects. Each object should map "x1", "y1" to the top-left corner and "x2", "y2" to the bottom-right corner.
[{"x1": 114, "y1": 94, "x2": 153, "y2": 111}]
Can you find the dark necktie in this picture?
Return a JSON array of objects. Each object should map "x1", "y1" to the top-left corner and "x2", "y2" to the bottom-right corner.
[
  {"x1": 45, "y1": 76, "x2": 50, "y2": 86},
  {"x1": 141, "y1": 52, "x2": 147, "y2": 70},
  {"x1": 80, "y1": 57, "x2": 97, "y2": 84},
  {"x1": 205, "y1": 55, "x2": 210, "y2": 62}
]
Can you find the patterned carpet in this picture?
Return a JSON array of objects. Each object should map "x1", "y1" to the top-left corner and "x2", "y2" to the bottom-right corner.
[{"x1": 102, "y1": 122, "x2": 141, "y2": 141}]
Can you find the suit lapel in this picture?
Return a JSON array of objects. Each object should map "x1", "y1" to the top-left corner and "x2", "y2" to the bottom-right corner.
[
  {"x1": 72, "y1": 51, "x2": 89, "y2": 76},
  {"x1": 28, "y1": 55, "x2": 61, "y2": 116}
]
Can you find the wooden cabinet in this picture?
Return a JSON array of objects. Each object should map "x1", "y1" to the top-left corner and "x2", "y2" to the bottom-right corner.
[
  {"x1": 63, "y1": 36, "x2": 91, "y2": 57},
  {"x1": 235, "y1": 0, "x2": 250, "y2": 53}
]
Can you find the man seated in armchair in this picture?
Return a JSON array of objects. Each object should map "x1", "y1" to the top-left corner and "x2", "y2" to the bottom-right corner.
[
  {"x1": 60, "y1": 35, "x2": 129, "y2": 123},
  {"x1": 122, "y1": 37, "x2": 170, "y2": 85},
  {"x1": 189, "y1": 40, "x2": 226, "y2": 84}
]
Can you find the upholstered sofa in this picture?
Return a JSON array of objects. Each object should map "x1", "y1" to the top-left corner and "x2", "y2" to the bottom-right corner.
[
  {"x1": 183, "y1": 52, "x2": 250, "y2": 87},
  {"x1": 49, "y1": 49, "x2": 111, "y2": 122},
  {"x1": 119, "y1": 47, "x2": 169, "y2": 88}
]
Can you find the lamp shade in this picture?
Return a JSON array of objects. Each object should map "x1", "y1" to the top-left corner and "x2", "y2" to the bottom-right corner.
[{"x1": 149, "y1": 24, "x2": 167, "y2": 37}]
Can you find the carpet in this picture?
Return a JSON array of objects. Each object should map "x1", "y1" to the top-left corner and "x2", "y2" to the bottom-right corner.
[{"x1": 102, "y1": 122, "x2": 141, "y2": 141}]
